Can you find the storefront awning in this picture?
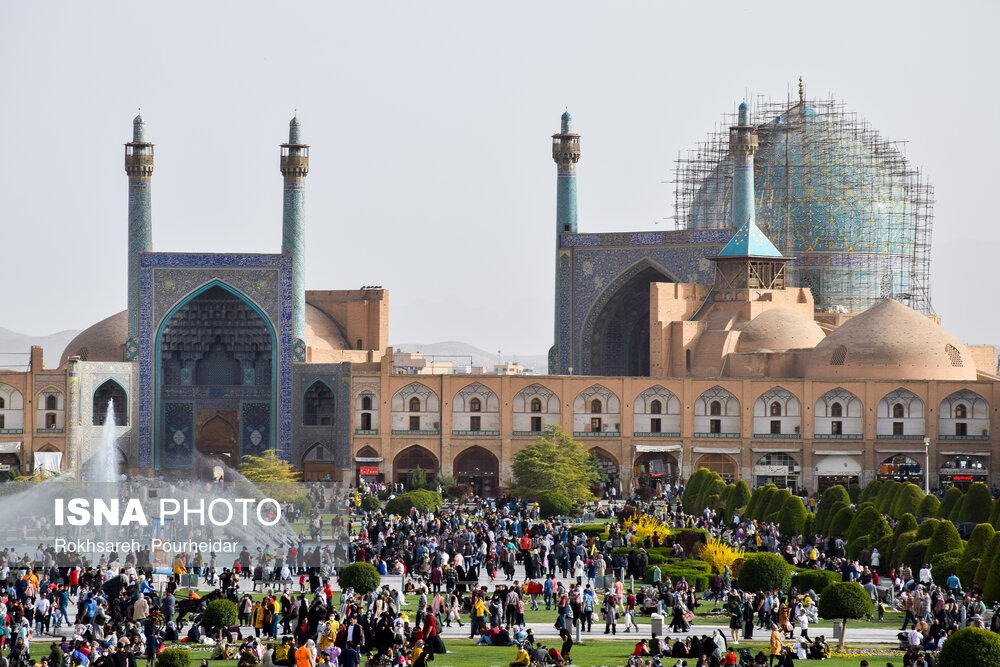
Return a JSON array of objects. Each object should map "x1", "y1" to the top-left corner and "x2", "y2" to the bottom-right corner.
[
  {"x1": 750, "y1": 447, "x2": 801, "y2": 453},
  {"x1": 875, "y1": 448, "x2": 927, "y2": 454},
  {"x1": 634, "y1": 444, "x2": 681, "y2": 453},
  {"x1": 691, "y1": 447, "x2": 741, "y2": 454},
  {"x1": 940, "y1": 451, "x2": 991, "y2": 456},
  {"x1": 813, "y1": 450, "x2": 863, "y2": 456},
  {"x1": 354, "y1": 456, "x2": 384, "y2": 463},
  {"x1": 815, "y1": 454, "x2": 862, "y2": 475},
  {"x1": 0, "y1": 441, "x2": 22, "y2": 454}
]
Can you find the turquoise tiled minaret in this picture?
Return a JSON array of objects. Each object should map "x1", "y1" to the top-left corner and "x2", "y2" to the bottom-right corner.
[
  {"x1": 280, "y1": 115, "x2": 309, "y2": 361},
  {"x1": 550, "y1": 110, "x2": 581, "y2": 373},
  {"x1": 731, "y1": 101, "x2": 757, "y2": 230},
  {"x1": 125, "y1": 113, "x2": 153, "y2": 361}
]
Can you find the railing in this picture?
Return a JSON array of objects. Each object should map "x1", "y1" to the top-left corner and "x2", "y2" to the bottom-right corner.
[
  {"x1": 875, "y1": 434, "x2": 926, "y2": 440},
  {"x1": 573, "y1": 431, "x2": 621, "y2": 437},
  {"x1": 813, "y1": 433, "x2": 863, "y2": 440},
  {"x1": 633, "y1": 432, "x2": 681, "y2": 438},
  {"x1": 390, "y1": 429, "x2": 440, "y2": 436},
  {"x1": 452, "y1": 430, "x2": 500, "y2": 436},
  {"x1": 938, "y1": 434, "x2": 989, "y2": 441},
  {"x1": 693, "y1": 432, "x2": 740, "y2": 438},
  {"x1": 752, "y1": 433, "x2": 801, "y2": 439},
  {"x1": 512, "y1": 430, "x2": 542, "y2": 437},
  {"x1": 36, "y1": 428, "x2": 65, "y2": 434},
  {"x1": 354, "y1": 429, "x2": 378, "y2": 435},
  {"x1": 0, "y1": 429, "x2": 23, "y2": 434}
]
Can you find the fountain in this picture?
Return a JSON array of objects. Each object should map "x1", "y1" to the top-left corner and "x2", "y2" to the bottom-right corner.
[{"x1": 87, "y1": 398, "x2": 120, "y2": 485}]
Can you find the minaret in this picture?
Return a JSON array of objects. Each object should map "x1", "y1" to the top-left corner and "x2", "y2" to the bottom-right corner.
[
  {"x1": 730, "y1": 101, "x2": 758, "y2": 230},
  {"x1": 552, "y1": 110, "x2": 581, "y2": 234},
  {"x1": 280, "y1": 115, "x2": 309, "y2": 361},
  {"x1": 124, "y1": 112, "x2": 153, "y2": 361}
]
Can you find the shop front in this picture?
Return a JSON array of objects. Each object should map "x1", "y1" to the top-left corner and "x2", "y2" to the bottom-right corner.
[
  {"x1": 354, "y1": 447, "x2": 385, "y2": 484},
  {"x1": 877, "y1": 453, "x2": 923, "y2": 484},
  {"x1": 814, "y1": 452, "x2": 862, "y2": 493},
  {"x1": 939, "y1": 454, "x2": 989, "y2": 490},
  {"x1": 753, "y1": 450, "x2": 801, "y2": 489},
  {"x1": 633, "y1": 444, "x2": 681, "y2": 489}
]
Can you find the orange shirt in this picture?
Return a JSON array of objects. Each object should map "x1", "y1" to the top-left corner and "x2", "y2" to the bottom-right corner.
[{"x1": 295, "y1": 646, "x2": 313, "y2": 667}]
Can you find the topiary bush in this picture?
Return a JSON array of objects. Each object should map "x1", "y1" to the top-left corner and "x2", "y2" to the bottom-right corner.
[
  {"x1": 984, "y1": 545, "x2": 1000, "y2": 604},
  {"x1": 960, "y1": 523, "x2": 995, "y2": 570},
  {"x1": 929, "y1": 550, "x2": 963, "y2": 587},
  {"x1": 804, "y1": 512, "x2": 816, "y2": 538},
  {"x1": 961, "y1": 483, "x2": 993, "y2": 524},
  {"x1": 924, "y1": 520, "x2": 964, "y2": 564},
  {"x1": 902, "y1": 539, "x2": 931, "y2": 570},
  {"x1": 917, "y1": 493, "x2": 939, "y2": 517},
  {"x1": 683, "y1": 468, "x2": 711, "y2": 514},
  {"x1": 846, "y1": 505, "x2": 881, "y2": 542},
  {"x1": 891, "y1": 483, "x2": 925, "y2": 519},
  {"x1": 384, "y1": 489, "x2": 442, "y2": 515},
  {"x1": 823, "y1": 501, "x2": 850, "y2": 537},
  {"x1": 338, "y1": 561, "x2": 381, "y2": 594},
  {"x1": 989, "y1": 497, "x2": 1000, "y2": 529},
  {"x1": 791, "y1": 569, "x2": 840, "y2": 595},
  {"x1": 537, "y1": 491, "x2": 581, "y2": 518},
  {"x1": 860, "y1": 479, "x2": 882, "y2": 503},
  {"x1": 777, "y1": 495, "x2": 807, "y2": 536},
  {"x1": 156, "y1": 649, "x2": 191, "y2": 667},
  {"x1": 877, "y1": 480, "x2": 901, "y2": 515},
  {"x1": 818, "y1": 582, "x2": 873, "y2": 650},
  {"x1": 763, "y1": 488, "x2": 792, "y2": 521},
  {"x1": 735, "y1": 552, "x2": 791, "y2": 593},
  {"x1": 976, "y1": 533, "x2": 1000, "y2": 588},
  {"x1": 202, "y1": 599, "x2": 238, "y2": 631},
  {"x1": 815, "y1": 485, "x2": 850, "y2": 535},
  {"x1": 828, "y1": 505, "x2": 855, "y2": 538},
  {"x1": 747, "y1": 484, "x2": 777, "y2": 521},
  {"x1": 938, "y1": 487, "x2": 963, "y2": 518},
  {"x1": 727, "y1": 479, "x2": 751, "y2": 519},
  {"x1": 360, "y1": 495, "x2": 381, "y2": 512},
  {"x1": 847, "y1": 482, "x2": 862, "y2": 504},
  {"x1": 937, "y1": 627, "x2": 1000, "y2": 667},
  {"x1": 949, "y1": 495, "x2": 966, "y2": 522},
  {"x1": 916, "y1": 518, "x2": 940, "y2": 540}
]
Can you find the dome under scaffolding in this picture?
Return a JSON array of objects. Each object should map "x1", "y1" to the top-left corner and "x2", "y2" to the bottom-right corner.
[{"x1": 674, "y1": 93, "x2": 934, "y2": 315}]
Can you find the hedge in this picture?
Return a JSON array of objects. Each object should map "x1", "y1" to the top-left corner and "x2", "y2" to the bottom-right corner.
[
  {"x1": 777, "y1": 495, "x2": 807, "y2": 536},
  {"x1": 156, "y1": 650, "x2": 191, "y2": 667},
  {"x1": 891, "y1": 484, "x2": 925, "y2": 519},
  {"x1": 937, "y1": 627, "x2": 1000, "y2": 667},
  {"x1": 202, "y1": 599, "x2": 238, "y2": 630},
  {"x1": 938, "y1": 487, "x2": 963, "y2": 518},
  {"x1": 917, "y1": 493, "x2": 940, "y2": 517},
  {"x1": 384, "y1": 489, "x2": 442, "y2": 515},
  {"x1": 736, "y1": 552, "x2": 791, "y2": 592},
  {"x1": 338, "y1": 561, "x2": 381, "y2": 594},
  {"x1": 959, "y1": 523, "x2": 995, "y2": 570},
  {"x1": 924, "y1": 520, "x2": 964, "y2": 564},
  {"x1": 814, "y1": 485, "x2": 850, "y2": 535},
  {"x1": 791, "y1": 569, "x2": 840, "y2": 595},
  {"x1": 902, "y1": 539, "x2": 931, "y2": 570},
  {"x1": 570, "y1": 524, "x2": 609, "y2": 538},
  {"x1": 828, "y1": 505, "x2": 855, "y2": 538},
  {"x1": 961, "y1": 483, "x2": 993, "y2": 524},
  {"x1": 975, "y1": 533, "x2": 1000, "y2": 588},
  {"x1": 916, "y1": 518, "x2": 940, "y2": 540},
  {"x1": 360, "y1": 495, "x2": 381, "y2": 512}
]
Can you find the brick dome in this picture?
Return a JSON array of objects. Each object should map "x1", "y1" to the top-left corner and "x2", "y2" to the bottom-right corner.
[{"x1": 736, "y1": 307, "x2": 826, "y2": 353}]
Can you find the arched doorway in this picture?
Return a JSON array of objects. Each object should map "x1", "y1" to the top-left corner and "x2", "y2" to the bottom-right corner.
[
  {"x1": 694, "y1": 453, "x2": 738, "y2": 483},
  {"x1": 588, "y1": 447, "x2": 620, "y2": 497},
  {"x1": 93, "y1": 380, "x2": 128, "y2": 426},
  {"x1": 634, "y1": 451, "x2": 679, "y2": 486},
  {"x1": 585, "y1": 264, "x2": 674, "y2": 376},
  {"x1": 453, "y1": 446, "x2": 499, "y2": 497},
  {"x1": 754, "y1": 452, "x2": 800, "y2": 489},
  {"x1": 355, "y1": 446, "x2": 383, "y2": 484},
  {"x1": 304, "y1": 381, "x2": 335, "y2": 426},
  {"x1": 157, "y1": 283, "x2": 275, "y2": 472},
  {"x1": 302, "y1": 442, "x2": 337, "y2": 482},
  {"x1": 393, "y1": 445, "x2": 438, "y2": 487},
  {"x1": 940, "y1": 455, "x2": 989, "y2": 490},
  {"x1": 877, "y1": 454, "x2": 922, "y2": 483}
]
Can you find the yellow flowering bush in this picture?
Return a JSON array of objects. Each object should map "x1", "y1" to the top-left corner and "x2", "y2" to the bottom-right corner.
[
  {"x1": 698, "y1": 537, "x2": 745, "y2": 574},
  {"x1": 622, "y1": 513, "x2": 671, "y2": 543}
]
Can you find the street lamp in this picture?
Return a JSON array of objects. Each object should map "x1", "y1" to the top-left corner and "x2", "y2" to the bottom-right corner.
[{"x1": 923, "y1": 436, "x2": 930, "y2": 494}]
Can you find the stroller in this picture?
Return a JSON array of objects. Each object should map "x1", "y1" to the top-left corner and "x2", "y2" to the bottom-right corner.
[{"x1": 737, "y1": 648, "x2": 755, "y2": 667}]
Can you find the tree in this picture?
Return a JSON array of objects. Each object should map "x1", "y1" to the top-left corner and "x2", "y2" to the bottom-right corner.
[
  {"x1": 924, "y1": 520, "x2": 964, "y2": 564},
  {"x1": 917, "y1": 493, "x2": 940, "y2": 518},
  {"x1": 585, "y1": 453, "x2": 610, "y2": 484},
  {"x1": 238, "y1": 449, "x2": 303, "y2": 503},
  {"x1": 891, "y1": 484, "x2": 925, "y2": 519},
  {"x1": 815, "y1": 485, "x2": 850, "y2": 535},
  {"x1": 777, "y1": 495, "x2": 807, "y2": 536},
  {"x1": 406, "y1": 466, "x2": 428, "y2": 491},
  {"x1": 818, "y1": 582, "x2": 873, "y2": 650},
  {"x1": 360, "y1": 496, "x2": 381, "y2": 512},
  {"x1": 937, "y1": 627, "x2": 1000, "y2": 667},
  {"x1": 509, "y1": 426, "x2": 599, "y2": 505},
  {"x1": 736, "y1": 552, "x2": 791, "y2": 592},
  {"x1": 338, "y1": 562, "x2": 381, "y2": 594},
  {"x1": 961, "y1": 483, "x2": 993, "y2": 524},
  {"x1": 938, "y1": 487, "x2": 963, "y2": 518},
  {"x1": 727, "y1": 479, "x2": 751, "y2": 518}
]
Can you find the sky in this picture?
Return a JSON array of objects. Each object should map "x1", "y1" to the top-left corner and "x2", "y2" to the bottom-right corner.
[{"x1": 1, "y1": 1, "x2": 997, "y2": 357}]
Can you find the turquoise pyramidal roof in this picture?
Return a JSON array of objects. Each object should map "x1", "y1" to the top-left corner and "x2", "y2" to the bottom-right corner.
[{"x1": 719, "y1": 218, "x2": 783, "y2": 258}]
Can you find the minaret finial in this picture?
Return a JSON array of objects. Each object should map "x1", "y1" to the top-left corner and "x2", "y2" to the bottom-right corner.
[{"x1": 798, "y1": 76, "x2": 804, "y2": 103}]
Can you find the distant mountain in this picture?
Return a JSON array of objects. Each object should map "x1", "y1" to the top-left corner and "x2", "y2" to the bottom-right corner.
[
  {"x1": 0, "y1": 327, "x2": 81, "y2": 370},
  {"x1": 391, "y1": 341, "x2": 547, "y2": 374}
]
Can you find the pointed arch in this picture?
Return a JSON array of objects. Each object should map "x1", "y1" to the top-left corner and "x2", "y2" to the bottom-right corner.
[
  {"x1": 393, "y1": 445, "x2": 439, "y2": 485},
  {"x1": 876, "y1": 387, "x2": 924, "y2": 438},
  {"x1": 753, "y1": 386, "x2": 801, "y2": 437},
  {"x1": 938, "y1": 389, "x2": 989, "y2": 439},
  {"x1": 93, "y1": 379, "x2": 128, "y2": 426},
  {"x1": 303, "y1": 379, "x2": 335, "y2": 426},
  {"x1": 814, "y1": 387, "x2": 863, "y2": 437},
  {"x1": 453, "y1": 446, "x2": 500, "y2": 496}
]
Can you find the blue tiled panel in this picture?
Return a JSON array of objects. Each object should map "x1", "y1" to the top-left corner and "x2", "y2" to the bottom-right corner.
[
  {"x1": 241, "y1": 401, "x2": 271, "y2": 457},
  {"x1": 162, "y1": 401, "x2": 194, "y2": 468}
]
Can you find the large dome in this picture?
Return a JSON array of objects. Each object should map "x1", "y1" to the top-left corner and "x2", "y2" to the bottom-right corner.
[
  {"x1": 61, "y1": 305, "x2": 350, "y2": 366},
  {"x1": 736, "y1": 307, "x2": 826, "y2": 353},
  {"x1": 805, "y1": 299, "x2": 975, "y2": 381},
  {"x1": 680, "y1": 99, "x2": 932, "y2": 314}
]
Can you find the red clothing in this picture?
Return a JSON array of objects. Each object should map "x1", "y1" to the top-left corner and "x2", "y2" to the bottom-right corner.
[
  {"x1": 423, "y1": 613, "x2": 437, "y2": 639},
  {"x1": 724, "y1": 651, "x2": 738, "y2": 665}
]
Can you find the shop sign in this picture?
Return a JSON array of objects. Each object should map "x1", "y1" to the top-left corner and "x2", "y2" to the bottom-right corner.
[{"x1": 360, "y1": 466, "x2": 379, "y2": 476}]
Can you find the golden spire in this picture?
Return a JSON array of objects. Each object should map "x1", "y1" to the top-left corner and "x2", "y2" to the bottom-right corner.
[{"x1": 798, "y1": 76, "x2": 805, "y2": 103}]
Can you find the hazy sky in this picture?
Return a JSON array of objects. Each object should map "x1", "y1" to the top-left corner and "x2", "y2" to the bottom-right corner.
[{"x1": 1, "y1": 1, "x2": 997, "y2": 357}]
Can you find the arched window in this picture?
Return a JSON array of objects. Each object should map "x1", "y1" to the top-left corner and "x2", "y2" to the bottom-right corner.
[
  {"x1": 469, "y1": 397, "x2": 482, "y2": 412},
  {"x1": 710, "y1": 401, "x2": 722, "y2": 416},
  {"x1": 955, "y1": 404, "x2": 968, "y2": 419},
  {"x1": 45, "y1": 395, "x2": 57, "y2": 410},
  {"x1": 769, "y1": 401, "x2": 782, "y2": 417},
  {"x1": 93, "y1": 380, "x2": 128, "y2": 426},
  {"x1": 590, "y1": 399, "x2": 602, "y2": 414},
  {"x1": 0, "y1": 397, "x2": 5, "y2": 409},
  {"x1": 360, "y1": 413, "x2": 372, "y2": 430},
  {"x1": 303, "y1": 381, "x2": 335, "y2": 426},
  {"x1": 649, "y1": 400, "x2": 662, "y2": 415},
  {"x1": 361, "y1": 395, "x2": 372, "y2": 411},
  {"x1": 530, "y1": 398, "x2": 542, "y2": 413},
  {"x1": 409, "y1": 397, "x2": 421, "y2": 412},
  {"x1": 892, "y1": 403, "x2": 905, "y2": 418},
  {"x1": 831, "y1": 402, "x2": 843, "y2": 417}
]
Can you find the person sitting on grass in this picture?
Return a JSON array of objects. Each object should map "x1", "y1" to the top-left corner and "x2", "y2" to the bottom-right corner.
[{"x1": 509, "y1": 643, "x2": 530, "y2": 667}]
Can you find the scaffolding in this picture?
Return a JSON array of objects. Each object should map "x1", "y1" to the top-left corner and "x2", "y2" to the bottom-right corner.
[{"x1": 673, "y1": 92, "x2": 934, "y2": 314}]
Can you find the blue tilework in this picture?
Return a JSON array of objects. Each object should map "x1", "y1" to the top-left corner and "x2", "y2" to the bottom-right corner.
[
  {"x1": 161, "y1": 401, "x2": 194, "y2": 468},
  {"x1": 127, "y1": 183, "x2": 152, "y2": 349},
  {"x1": 282, "y1": 184, "x2": 306, "y2": 358},
  {"x1": 241, "y1": 401, "x2": 270, "y2": 457}
]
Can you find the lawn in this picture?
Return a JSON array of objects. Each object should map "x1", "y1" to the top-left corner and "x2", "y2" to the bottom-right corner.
[{"x1": 26, "y1": 640, "x2": 903, "y2": 667}]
